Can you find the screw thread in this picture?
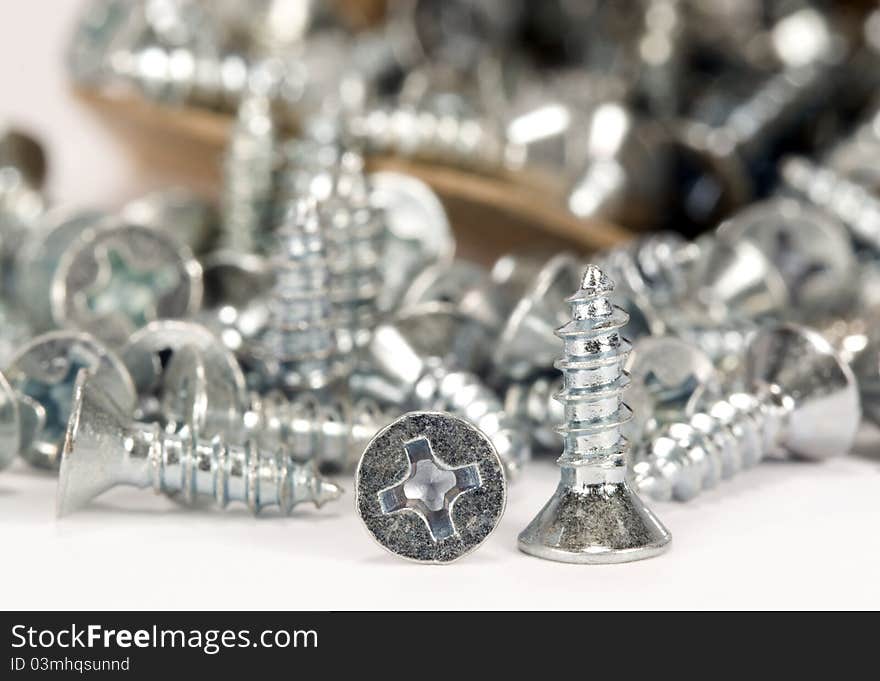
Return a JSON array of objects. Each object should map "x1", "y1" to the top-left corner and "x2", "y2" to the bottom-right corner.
[
  {"x1": 555, "y1": 264, "x2": 632, "y2": 467},
  {"x1": 631, "y1": 390, "x2": 789, "y2": 501},
  {"x1": 723, "y1": 62, "x2": 830, "y2": 160},
  {"x1": 131, "y1": 422, "x2": 342, "y2": 514},
  {"x1": 255, "y1": 198, "x2": 346, "y2": 391},
  {"x1": 782, "y1": 156, "x2": 880, "y2": 252},
  {"x1": 279, "y1": 141, "x2": 384, "y2": 348},
  {"x1": 221, "y1": 94, "x2": 277, "y2": 253},
  {"x1": 421, "y1": 363, "x2": 531, "y2": 477},
  {"x1": 504, "y1": 374, "x2": 564, "y2": 451},
  {"x1": 348, "y1": 102, "x2": 506, "y2": 170},
  {"x1": 246, "y1": 392, "x2": 390, "y2": 470}
]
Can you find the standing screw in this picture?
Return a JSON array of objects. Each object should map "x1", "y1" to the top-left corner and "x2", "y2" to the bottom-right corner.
[
  {"x1": 632, "y1": 324, "x2": 860, "y2": 502},
  {"x1": 57, "y1": 370, "x2": 343, "y2": 517},
  {"x1": 220, "y1": 94, "x2": 278, "y2": 254},
  {"x1": 280, "y1": 140, "x2": 385, "y2": 349},
  {"x1": 518, "y1": 264, "x2": 671, "y2": 564},
  {"x1": 248, "y1": 198, "x2": 350, "y2": 393}
]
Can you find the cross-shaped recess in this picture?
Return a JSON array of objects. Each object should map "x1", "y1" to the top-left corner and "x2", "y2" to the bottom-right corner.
[
  {"x1": 82, "y1": 247, "x2": 180, "y2": 327},
  {"x1": 377, "y1": 436, "x2": 481, "y2": 542}
]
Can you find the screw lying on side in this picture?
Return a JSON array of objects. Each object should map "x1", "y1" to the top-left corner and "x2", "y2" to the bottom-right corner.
[
  {"x1": 632, "y1": 324, "x2": 860, "y2": 502},
  {"x1": 57, "y1": 370, "x2": 343, "y2": 517},
  {"x1": 354, "y1": 305, "x2": 530, "y2": 478},
  {"x1": 518, "y1": 264, "x2": 671, "y2": 564},
  {"x1": 157, "y1": 337, "x2": 391, "y2": 472}
]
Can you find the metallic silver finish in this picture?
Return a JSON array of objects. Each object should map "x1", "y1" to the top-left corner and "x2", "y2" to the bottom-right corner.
[
  {"x1": 5, "y1": 330, "x2": 135, "y2": 470},
  {"x1": 715, "y1": 197, "x2": 855, "y2": 320},
  {"x1": 221, "y1": 94, "x2": 277, "y2": 253},
  {"x1": 280, "y1": 140, "x2": 384, "y2": 349},
  {"x1": 123, "y1": 186, "x2": 219, "y2": 256},
  {"x1": 50, "y1": 220, "x2": 203, "y2": 347},
  {"x1": 368, "y1": 171, "x2": 455, "y2": 312},
  {"x1": 632, "y1": 324, "x2": 860, "y2": 502},
  {"x1": 399, "y1": 258, "x2": 488, "y2": 311},
  {"x1": 518, "y1": 264, "x2": 670, "y2": 564},
  {"x1": 0, "y1": 371, "x2": 21, "y2": 471},
  {"x1": 247, "y1": 198, "x2": 349, "y2": 393},
  {"x1": 14, "y1": 207, "x2": 109, "y2": 332},
  {"x1": 356, "y1": 410, "x2": 507, "y2": 564},
  {"x1": 782, "y1": 156, "x2": 880, "y2": 254},
  {"x1": 354, "y1": 307, "x2": 530, "y2": 478},
  {"x1": 57, "y1": 370, "x2": 343, "y2": 517},
  {"x1": 154, "y1": 335, "x2": 390, "y2": 471}
]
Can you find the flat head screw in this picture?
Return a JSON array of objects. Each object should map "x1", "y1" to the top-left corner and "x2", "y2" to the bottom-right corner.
[
  {"x1": 356, "y1": 411, "x2": 507, "y2": 564},
  {"x1": 57, "y1": 369, "x2": 343, "y2": 517},
  {"x1": 632, "y1": 324, "x2": 860, "y2": 502},
  {"x1": 248, "y1": 198, "x2": 350, "y2": 394},
  {"x1": 517, "y1": 264, "x2": 671, "y2": 564},
  {"x1": 4, "y1": 330, "x2": 135, "y2": 470}
]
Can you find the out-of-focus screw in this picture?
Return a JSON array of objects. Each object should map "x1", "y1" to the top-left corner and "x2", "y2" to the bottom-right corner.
[
  {"x1": 280, "y1": 139, "x2": 385, "y2": 349},
  {"x1": 356, "y1": 410, "x2": 507, "y2": 563},
  {"x1": 13, "y1": 208, "x2": 109, "y2": 332},
  {"x1": 632, "y1": 324, "x2": 860, "y2": 502},
  {"x1": 247, "y1": 198, "x2": 350, "y2": 393},
  {"x1": 353, "y1": 305, "x2": 530, "y2": 478},
  {"x1": 4, "y1": 330, "x2": 135, "y2": 470},
  {"x1": 50, "y1": 219, "x2": 203, "y2": 347},
  {"x1": 518, "y1": 264, "x2": 671, "y2": 564},
  {"x1": 221, "y1": 93, "x2": 277, "y2": 254},
  {"x1": 57, "y1": 370, "x2": 343, "y2": 517},
  {"x1": 123, "y1": 186, "x2": 220, "y2": 256}
]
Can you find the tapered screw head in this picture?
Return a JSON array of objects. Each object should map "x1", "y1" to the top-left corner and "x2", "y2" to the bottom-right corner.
[{"x1": 356, "y1": 411, "x2": 506, "y2": 564}]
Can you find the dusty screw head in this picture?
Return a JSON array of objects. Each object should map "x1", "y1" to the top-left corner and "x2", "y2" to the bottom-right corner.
[
  {"x1": 356, "y1": 411, "x2": 506, "y2": 564},
  {"x1": 51, "y1": 220, "x2": 203, "y2": 346},
  {"x1": 5, "y1": 330, "x2": 135, "y2": 469}
]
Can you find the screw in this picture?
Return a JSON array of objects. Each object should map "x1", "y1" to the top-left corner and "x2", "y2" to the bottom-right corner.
[
  {"x1": 122, "y1": 187, "x2": 220, "y2": 257},
  {"x1": 0, "y1": 126, "x2": 47, "y2": 288},
  {"x1": 57, "y1": 369, "x2": 343, "y2": 517},
  {"x1": 50, "y1": 218, "x2": 203, "y2": 347},
  {"x1": 781, "y1": 155, "x2": 880, "y2": 255},
  {"x1": 246, "y1": 198, "x2": 350, "y2": 393},
  {"x1": 356, "y1": 410, "x2": 507, "y2": 563},
  {"x1": 4, "y1": 330, "x2": 136, "y2": 470},
  {"x1": 279, "y1": 139, "x2": 385, "y2": 350},
  {"x1": 153, "y1": 334, "x2": 391, "y2": 471},
  {"x1": 632, "y1": 324, "x2": 860, "y2": 502},
  {"x1": 363, "y1": 170, "x2": 456, "y2": 313},
  {"x1": 354, "y1": 305, "x2": 530, "y2": 477},
  {"x1": 220, "y1": 93, "x2": 278, "y2": 254},
  {"x1": 518, "y1": 264, "x2": 671, "y2": 564}
]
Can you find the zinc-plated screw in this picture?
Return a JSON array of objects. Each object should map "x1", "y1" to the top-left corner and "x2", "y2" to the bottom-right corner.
[
  {"x1": 220, "y1": 93, "x2": 278, "y2": 254},
  {"x1": 632, "y1": 324, "x2": 860, "y2": 502},
  {"x1": 156, "y1": 338, "x2": 391, "y2": 472},
  {"x1": 4, "y1": 330, "x2": 135, "y2": 470},
  {"x1": 57, "y1": 369, "x2": 343, "y2": 517},
  {"x1": 280, "y1": 139, "x2": 385, "y2": 349},
  {"x1": 354, "y1": 306, "x2": 530, "y2": 478},
  {"x1": 247, "y1": 198, "x2": 350, "y2": 393},
  {"x1": 517, "y1": 264, "x2": 671, "y2": 564},
  {"x1": 781, "y1": 155, "x2": 880, "y2": 255}
]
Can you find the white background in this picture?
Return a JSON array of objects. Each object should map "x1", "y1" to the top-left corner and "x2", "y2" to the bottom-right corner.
[{"x1": 1, "y1": 1, "x2": 879, "y2": 610}]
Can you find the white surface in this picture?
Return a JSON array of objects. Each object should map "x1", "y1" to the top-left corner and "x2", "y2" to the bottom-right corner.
[{"x1": 2, "y1": 2, "x2": 880, "y2": 611}]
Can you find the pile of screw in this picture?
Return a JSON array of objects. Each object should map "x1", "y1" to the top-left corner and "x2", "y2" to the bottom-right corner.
[{"x1": 2, "y1": 0, "x2": 878, "y2": 565}]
